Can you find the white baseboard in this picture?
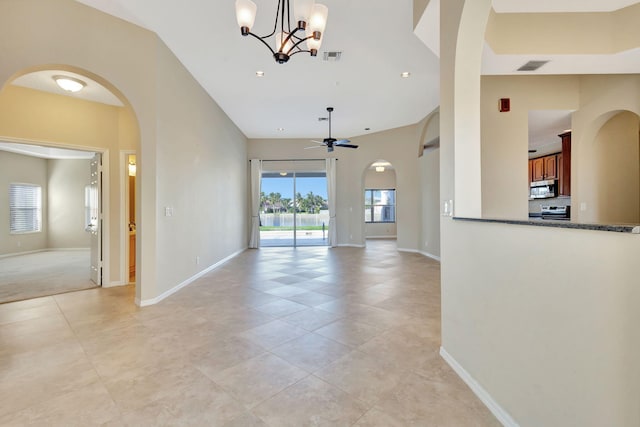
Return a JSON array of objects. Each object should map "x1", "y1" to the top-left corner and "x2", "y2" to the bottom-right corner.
[
  {"x1": 365, "y1": 235, "x2": 397, "y2": 239},
  {"x1": 419, "y1": 251, "x2": 441, "y2": 262},
  {"x1": 0, "y1": 249, "x2": 46, "y2": 259},
  {"x1": 103, "y1": 281, "x2": 127, "y2": 288},
  {"x1": 397, "y1": 247, "x2": 418, "y2": 254},
  {"x1": 440, "y1": 347, "x2": 519, "y2": 427},
  {"x1": 397, "y1": 247, "x2": 442, "y2": 262},
  {"x1": 337, "y1": 243, "x2": 366, "y2": 248},
  {"x1": 0, "y1": 247, "x2": 91, "y2": 259},
  {"x1": 135, "y1": 248, "x2": 246, "y2": 307},
  {"x1": 46, "y1": 247, "x2": 90, "y2": 251}
]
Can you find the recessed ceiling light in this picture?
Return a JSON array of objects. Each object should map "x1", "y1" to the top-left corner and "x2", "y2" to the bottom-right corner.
[
  {"x1": 256, "y1": 71, "x2": 264, "y2": 77},
  {"x1": 277, "y1": 127, "x2": 285, "y2": 131},
  {"x1": 52, "y1": 75, "x2": 86, "y2": 92},
  {"x1": 375, "y1": 166, "x2": 385, "y2": 172},
  {"x1": 400, "y1": 71, "x2": 411, "y2": 78}
]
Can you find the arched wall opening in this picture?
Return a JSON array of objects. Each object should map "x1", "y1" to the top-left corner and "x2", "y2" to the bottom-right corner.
[
  {"x1": 441, "y1": 2, "x2": 640, "y2": 427},
  {"x1": 0, "y1": 64, "x2": 141, "y2": 292},
  {"x1": 418, "y1": 111, "x2": 441, "y2": 259},
  {"x1": 579, "y1": 109, "x2": 640, "y2": 224},
  {"x1": 363, "y1": 160, "x2": 397, "y2": 240}
]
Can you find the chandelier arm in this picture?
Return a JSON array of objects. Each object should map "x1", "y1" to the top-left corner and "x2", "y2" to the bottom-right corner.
[
  {"x1": 286, "y1": 34, "x2": 315, "y2": 54},
  {"x1": 264, "y1": 0, "x2": 282, "y2": 39},
  {"x1": 280, "y1": 27, "x2": 304, "y2": 52},
  {"x1": 286, "y1": 0, "x2": 292, "y2": 34},
  {"x1": 247, "y1": 31, "x2": 278, "y2": 56},
  {"x1": 288, "y1": 49, "x2": 312, "y2": 57}
]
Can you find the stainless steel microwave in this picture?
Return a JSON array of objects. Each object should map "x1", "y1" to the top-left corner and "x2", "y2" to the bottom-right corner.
[{"x1": 530, "y1": 179, "x2": 557, "y2": 199}]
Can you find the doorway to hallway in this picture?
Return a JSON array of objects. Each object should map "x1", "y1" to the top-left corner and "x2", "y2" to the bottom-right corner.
[{"x1": 260, "y1": 171, "x2": 329, "y2": 247}]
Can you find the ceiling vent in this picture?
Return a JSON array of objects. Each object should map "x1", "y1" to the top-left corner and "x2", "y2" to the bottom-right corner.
[
  {"x1": 318, "y1": 117, "x2": 329, "y2": 122},
  {"x1": 517, "y1": 60, "x2": 549, "y2": 72},
  {"x1": 323, "y1": 51, "x2": 342, "y2": 61}
]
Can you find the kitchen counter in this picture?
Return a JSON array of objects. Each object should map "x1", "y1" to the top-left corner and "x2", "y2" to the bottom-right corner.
[{"x1": 453, "y1": 216, "x2": 640, "y2": 234}]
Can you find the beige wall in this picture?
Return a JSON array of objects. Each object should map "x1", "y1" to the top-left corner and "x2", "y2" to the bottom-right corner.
[
  {"x1": 249, "y1": 124, "x2": 422, "y2": 251},
  {"x1": 47, "y1": 159, "x2": 91, "y2": 249},
  {"x1": 0, "y1": 84, "x2": 125, "y2": 284},
  {"x1": 0, "y1": 0, "x2": 249, "y2": 302},
  {"x1": 417, "y1": 112, "x2": 440, "y2": 258},
  {"x1": 441, "y1": 1, "x2": 640, "y2": 426},
  {"x1": 485, "y1": 4, "x2": 640, "y2": 55},
  {"x1": 0, "y1": 151, "x2": 48, "y2": 255},
  {"x1": 591, "y1": 111, "x2": 640, "y2": 223},
  {"x1": 364, "y1": 168, "x2": 397, "y2": 238},
  {"x1": 154, "y1": 38, "x2": 248, "y2": 297},
  {"x1": 481, "y1": 75, "x2": 579, "y2": 219},
  {"x1": 419, "y1": 147, "x2": 440, "y2": 258}
]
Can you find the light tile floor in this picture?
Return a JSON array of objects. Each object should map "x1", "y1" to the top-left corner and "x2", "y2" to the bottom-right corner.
[{"x1": 0, "y1": 240, "x2": 500, "y2": 426}]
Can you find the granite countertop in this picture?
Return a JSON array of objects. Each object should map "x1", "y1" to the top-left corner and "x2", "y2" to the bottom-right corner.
[{"x1": 453, "y1": 217, "x2": 640, "y2": 234}]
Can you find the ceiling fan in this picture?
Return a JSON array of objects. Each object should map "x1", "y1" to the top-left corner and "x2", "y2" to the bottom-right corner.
[{"x1": 306, "y1": 107, "x2": 358, "y2": 152}]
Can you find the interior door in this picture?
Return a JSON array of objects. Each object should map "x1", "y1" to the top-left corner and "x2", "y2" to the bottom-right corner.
[{"x1": 89, "y1": 153, "x2": 102, "y2": 285}]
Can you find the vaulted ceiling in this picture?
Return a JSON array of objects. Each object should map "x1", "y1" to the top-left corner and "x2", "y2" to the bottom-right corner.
[{"x1": 70, "y1": 0, "x2": 639, "y2": 141}]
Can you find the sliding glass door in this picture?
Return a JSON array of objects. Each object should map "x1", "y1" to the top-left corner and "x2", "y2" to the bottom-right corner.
[{"x1": 260, "y1": 170, "x2": 328, "y2": 247}]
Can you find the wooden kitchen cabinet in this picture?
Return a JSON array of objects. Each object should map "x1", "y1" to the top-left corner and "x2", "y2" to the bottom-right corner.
[
  {"x1": 532, "y1": 157, "x2": 545, "y2": 181},
  {"x1": 544, "y1": 155, "x2": 557, "y2": 179},
  {"x1": 530, "y1": 154, "x2": 557, "y2": 181},
  {"x1": 558, "y1": 131, "x2": 571, "y2": 195}
]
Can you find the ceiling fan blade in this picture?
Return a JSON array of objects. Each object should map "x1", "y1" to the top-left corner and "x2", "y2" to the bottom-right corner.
[
  {"x1": 334, "y1": 139, "x2": 351, "y2": 145},
  {"x1": 336, "y1": 144, "x2": 358, "y2": 149},
  {"x1": 310, "y1": 140, "x2": 325, "y2": 144},
  {"x1": 304, "y1": 145, "x2": 325, "y2": 150}
]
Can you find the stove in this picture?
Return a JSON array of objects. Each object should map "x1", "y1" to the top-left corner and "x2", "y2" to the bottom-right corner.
[{"x1": 541, "y1": 205, "x2": 570, "y2": 220}]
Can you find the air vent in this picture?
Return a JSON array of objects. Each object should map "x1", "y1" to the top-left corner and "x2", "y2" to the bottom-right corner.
[
  {"x1": 323, "y1": 51, "x2": 342, "y2": 61},
  {"x1": 318, "y1": 117, "x2": 329, "y2": 122},
  {"x1": 517, "y1": 60, "x2": 549, "y2": 72}
]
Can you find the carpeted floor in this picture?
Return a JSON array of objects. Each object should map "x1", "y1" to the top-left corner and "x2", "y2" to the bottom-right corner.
[{"x1": 0, "y1": 250, "x2": 97, "y2": 304}]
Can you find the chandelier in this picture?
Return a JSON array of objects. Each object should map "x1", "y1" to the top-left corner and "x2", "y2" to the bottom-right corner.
[{"x1": 235, "y1": 0, "x2": 328, "y2": 64}]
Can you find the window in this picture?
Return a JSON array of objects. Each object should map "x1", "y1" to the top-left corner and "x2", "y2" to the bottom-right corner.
[
  {"x1": 364, "y1": 189, "x2": 396, "y2": 223},
  {"x1": 9, "y1": 183, "x2": 42, "y2": 233}
]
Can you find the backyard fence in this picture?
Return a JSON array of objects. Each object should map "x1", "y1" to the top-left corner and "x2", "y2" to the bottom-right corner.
[{"x1": 260, "y1": 211, "x2": 330, "y2": 227}]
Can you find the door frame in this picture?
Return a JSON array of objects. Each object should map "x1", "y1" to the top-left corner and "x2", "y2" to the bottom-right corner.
[
  {"x1": 0, "y1": 136, "x2": 111, "y2": 284},
  {"x1": 119, "y1": 149, "x2": 136, "y2": 286}
]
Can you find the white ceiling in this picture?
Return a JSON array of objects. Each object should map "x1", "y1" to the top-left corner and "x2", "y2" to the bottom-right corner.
[
  {"x1": 62, "y1": 0, "x2": 638, "y2": 142},
  {"x1": 75, "y1": 0, "x2": 440, "y2": 140},
  {"x1": 0, "y1": 142, "x2": 96, "y2": 159},
  {"x1": 12, "y1": 70, "x2": 123, "y2": 106}
]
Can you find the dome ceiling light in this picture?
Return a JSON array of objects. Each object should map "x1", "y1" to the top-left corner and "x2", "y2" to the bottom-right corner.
[{"x1": 52, "y1": 75, "x2": 86, "y2": 92}]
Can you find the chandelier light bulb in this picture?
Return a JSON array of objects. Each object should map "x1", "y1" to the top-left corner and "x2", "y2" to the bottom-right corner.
[
  {"x1": 294, "y1": 0, "x2": 315, "y2": 29},
  {"x1": 309, "y1": 4, "x2": 328, "y2": 35},
  {"x1": 235, "y1": 0, "x2": 257, "y2": 33}
]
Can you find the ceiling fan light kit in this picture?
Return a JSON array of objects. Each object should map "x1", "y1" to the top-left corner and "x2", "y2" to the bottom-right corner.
[{"x1": 235, "y1": 0, "x2": 328, "y2": 64}]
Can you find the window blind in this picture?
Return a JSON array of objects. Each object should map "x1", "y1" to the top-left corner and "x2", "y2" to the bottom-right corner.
[{"x1": 9, "y1": 183, "x2": 42, "y2": 233}]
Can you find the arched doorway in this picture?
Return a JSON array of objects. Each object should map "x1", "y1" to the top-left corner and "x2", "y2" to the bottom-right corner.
[
  {"x1": 0, "y1": 65, "x2": 140, "y2": 301},
  {"x1": 363, "y1": 160, "x2": 397, "y2": 241}
]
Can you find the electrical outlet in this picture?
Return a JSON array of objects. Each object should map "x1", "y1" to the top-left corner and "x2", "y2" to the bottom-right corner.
[{"x1": 580, "y1": 202, "x2": 587, "y2": 212}]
